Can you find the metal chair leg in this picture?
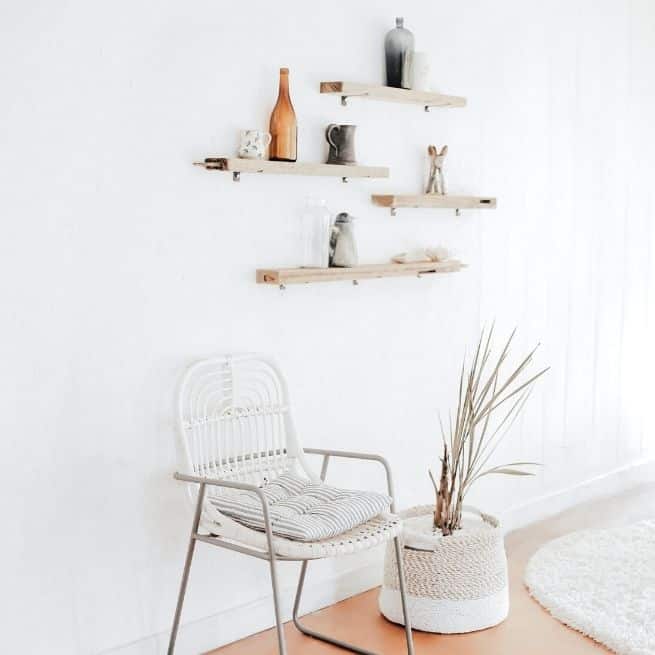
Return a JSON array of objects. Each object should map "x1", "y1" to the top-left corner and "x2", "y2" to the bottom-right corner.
[
  {"x1": 293, "y1": 557, "x2": 415, "y2": 655},
  {"x1": 262, "y1": 500, "x2": 288, "y2": 655},
  {"x1": 167, "y1": 483, "x2": 206, "y2": 655},
  {"x1": 393, "y1": 536, "x2": 415, "y2": 655},
  {"x1": 267, "y1": 547, "x2": 288, "y2": 655},
  {"x1": 292, "y1": 560, "x2": 378, "y2": 655}
]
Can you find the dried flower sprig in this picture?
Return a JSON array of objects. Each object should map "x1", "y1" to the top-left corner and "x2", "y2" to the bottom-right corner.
[{"x1": 429, "y1": 326, "x2": 548, "y2": 535}]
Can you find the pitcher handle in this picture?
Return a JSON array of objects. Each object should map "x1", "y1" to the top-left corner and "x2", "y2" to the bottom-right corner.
[{"x1": 326, "y1": 123, "x2": 340, "y2": 156}]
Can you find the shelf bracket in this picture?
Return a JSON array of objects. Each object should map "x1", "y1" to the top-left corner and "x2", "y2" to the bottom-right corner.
[
  {"x1": 342, "y1": 177, "x2": 348, "y2": 183},
  {"x1": 390, "y1": 207, "x2": 397, "y2": 216},
  {"x1": 279, "y1": 283, "x2": 286, "y2": 291},
  {"x1": 455, "y1": 208, "x2": 461, "y2": 217},
  {"x1": 352, "y1": 279, "x2": 359, "y2": 286},
  {"x1": 232, "y1": 171, "x2": 241, "y2": 182},
  {"x1": 341, "y1": 95, "x2": 348, "y2": 106},
  {"x1": 424, "y1": 105, "x2": 431, "y2": 113}
]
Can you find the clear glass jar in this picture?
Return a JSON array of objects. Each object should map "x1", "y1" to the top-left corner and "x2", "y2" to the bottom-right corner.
[{"x1": 300, "y1": 198, "x2": 331, "y2": 268}]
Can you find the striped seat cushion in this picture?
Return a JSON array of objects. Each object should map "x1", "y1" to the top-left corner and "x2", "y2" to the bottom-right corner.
[{"x1": 209, "y1": 472, "x2": 392, "y2": 542}]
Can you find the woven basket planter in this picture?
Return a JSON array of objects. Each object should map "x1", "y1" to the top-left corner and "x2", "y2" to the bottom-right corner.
[{"x1": 379, "y1": 504, "x2": 509, "y2": 633}]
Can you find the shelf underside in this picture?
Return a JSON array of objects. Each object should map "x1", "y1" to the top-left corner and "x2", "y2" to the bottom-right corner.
[
  {"x1": 257, "y1": 260, "x2": 465, "y2": 286},
  {"x1": 372, "y1": 194, "x2": 497, "y2": 211},
  {"x1": 194, "y1": 158, "x2": 389, "y2": 180},
  {"x1": 319, "y1": 81, "x2": 466, "y2": 109}
]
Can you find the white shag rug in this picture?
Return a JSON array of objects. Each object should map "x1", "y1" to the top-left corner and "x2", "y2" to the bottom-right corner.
[{"x1": 524, "y1": 520, "x2": 655, "y2": 655}]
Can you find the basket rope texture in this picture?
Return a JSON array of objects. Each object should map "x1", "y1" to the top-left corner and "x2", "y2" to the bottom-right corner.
[{"x1": 383, "y1": 505, "x2": 508, "y2": 602}]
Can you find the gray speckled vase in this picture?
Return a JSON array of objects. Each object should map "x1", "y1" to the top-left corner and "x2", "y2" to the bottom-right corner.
[
  {"x1": 329, "y1": 213, "x2": 358, "y2": 268},
  {"x1": 385, "y1": 17, "x2": 414, "y2": 89}
]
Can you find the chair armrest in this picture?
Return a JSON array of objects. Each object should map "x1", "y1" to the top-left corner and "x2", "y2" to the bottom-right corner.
[
  {"x1": 302, "y1": 448, "x2": 397, "y2": 511},
  {"x1": 174, "y1": 472, "x2": 277, "y2": 541},
  {"x1": 174, "y1": 471, "x2": 260, "y2": 493},
  {"x1": 303, "y1": 447, "x2": 388, "y2": 464}
]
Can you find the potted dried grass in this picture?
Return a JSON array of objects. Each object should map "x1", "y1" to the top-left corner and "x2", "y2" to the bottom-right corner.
[{"x1": 380, "y1": 327, "x2": 548, "y2": 633}]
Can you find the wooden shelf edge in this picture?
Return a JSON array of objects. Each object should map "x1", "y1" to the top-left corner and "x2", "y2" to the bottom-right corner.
[
  {"x1": 319, "y1": 81, "x2": 466, "y2": 109},
  {"x1": 194, "y1": 158, "x2": 389, "y2": 179},
  {"x1": 372, "y1": 194, "x2": 497, "y2": 211},
  {"x1": 257, "y1": 261, "x2": 466, "y2": 286}
]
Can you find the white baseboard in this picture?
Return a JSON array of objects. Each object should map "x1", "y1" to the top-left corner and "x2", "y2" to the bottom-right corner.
[
  {"x1": 106, "y1": 457, "x2": 654, "y2": 655},
  {"x1": 500, "y1": 457, "x2": 655, "y2": 533},
  {"x1": 106, "y1": 558, "x2": 384, "y2": 655}
]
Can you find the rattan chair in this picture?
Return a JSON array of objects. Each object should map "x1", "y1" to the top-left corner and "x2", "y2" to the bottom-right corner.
[{"x1": 168, "y1": 354, "x2": 414, "y2": 655}]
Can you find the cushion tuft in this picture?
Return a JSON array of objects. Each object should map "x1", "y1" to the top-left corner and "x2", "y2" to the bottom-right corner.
[{"x1": 209, "y1": 472, "x2": 391, "y2": 541}]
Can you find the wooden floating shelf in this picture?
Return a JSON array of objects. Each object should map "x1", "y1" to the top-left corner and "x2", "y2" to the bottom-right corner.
[
  {"x1": 194, "y1": 158, "x2": 389, "y2": 182},
  {"x1": 319, "y1": 81, "x2": 466, "y2": 111},
  {"x1": 372, "y1": 194, "x2": 497, "y2": 215},
  {"x1": 257, "y1": 260, "x2": 466, "y2": 287}
]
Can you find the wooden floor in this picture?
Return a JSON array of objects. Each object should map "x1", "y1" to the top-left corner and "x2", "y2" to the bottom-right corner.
[{"x1": 207, "y1": 484, "x2": 655, "y2": 655}]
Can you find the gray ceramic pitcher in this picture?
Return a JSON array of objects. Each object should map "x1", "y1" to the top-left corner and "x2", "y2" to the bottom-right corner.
[{"x1": 326, "y1": 124, "x2": 357, "y2": 165}]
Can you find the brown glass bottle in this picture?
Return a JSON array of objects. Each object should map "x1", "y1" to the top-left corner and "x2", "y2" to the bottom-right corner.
[{"x1": 269, "y1": 68, "x2": 297, "y2": 161}]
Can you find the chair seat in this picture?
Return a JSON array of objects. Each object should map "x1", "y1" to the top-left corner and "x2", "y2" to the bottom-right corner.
[
  {"x1": 207, "y1": 471, "x2": 393, "y2": 542},
  {"x1": 202, "y1": 511, "x2": 402, "y2": 559}
]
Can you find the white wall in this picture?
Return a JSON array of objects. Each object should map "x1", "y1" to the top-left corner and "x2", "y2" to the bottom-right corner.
[{"x1": 1, "y1": 1, "x2": 654, "y2": 654}]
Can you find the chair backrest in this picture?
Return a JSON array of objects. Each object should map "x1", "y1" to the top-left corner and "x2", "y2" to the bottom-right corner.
[{"x1": 178, "y1": 354, "x2": 314, "y2": 487}]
